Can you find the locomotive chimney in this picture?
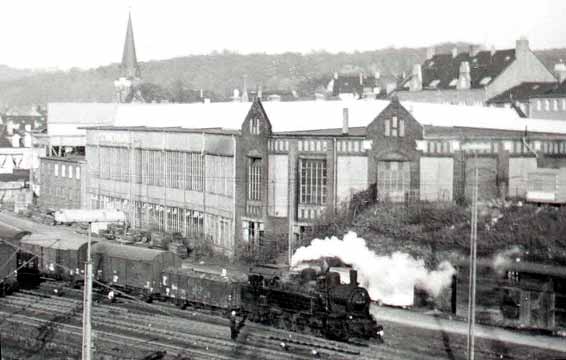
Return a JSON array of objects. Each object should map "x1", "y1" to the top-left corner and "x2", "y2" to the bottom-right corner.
[{"x1": 349, "y1": 269, "x2": 358, "y2": 286}]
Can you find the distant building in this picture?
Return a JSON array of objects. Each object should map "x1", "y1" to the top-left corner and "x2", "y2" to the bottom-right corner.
[
  {"x1": 394, "y1": 38, "x2": 556, "y2": 105},
  {"x1": 486, "y1": 82, "x2": 558, "y2": 116},
  {"x1": 39, "y1": 156, "x2": 86, "y2": 209},
  {"x1": 528, "y1": 79, "x2": 566, "y2": 120}
]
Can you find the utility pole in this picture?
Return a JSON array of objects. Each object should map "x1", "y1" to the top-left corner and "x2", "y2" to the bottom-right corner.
[
  {"x1": 466, "y1": 152, "x2": 479, "y2": 360},
  {"x1": 54, "y1": 209, "x2": 127, "y2": 360},
  {"x1": 82, "y1": 222, "x2": 93, "y2": 360}
]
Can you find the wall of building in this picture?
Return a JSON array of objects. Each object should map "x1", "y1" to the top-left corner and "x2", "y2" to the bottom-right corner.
[
  {"x1": 86, "y1": 129, "x2": 238, "y2": 258},
  {"x1": 39, "y1": 157, "x2": 85, "y2": 209},
  {"x1": 528, "y1": 98, "x2": 566, "y2": 120},
  {"x1": 395, "y1": 88, "x2": 486, "y2": 105}
]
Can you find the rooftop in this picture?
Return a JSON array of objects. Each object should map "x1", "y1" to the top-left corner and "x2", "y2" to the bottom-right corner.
[
  {"x1": 400, "y1": 49, "x2": 518, "y2": 91},
  {"x1": 487, "y1": 82, "x2": 560, "y2": 104}
]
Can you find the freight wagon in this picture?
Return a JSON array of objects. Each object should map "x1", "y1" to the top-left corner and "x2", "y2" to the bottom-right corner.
[
  {"x1": 93, "y1": 242, "x2": 182, "y2": 300},
  {"x1": 161, "y1": 267, "x2": 245, "y2": 311},
  {"x1": 526, "y1": 168, "x2": 566, "y2": 204},
  {"x1": 0, "y1": 222, "x2": 30, "y2": 294},
  {"x1": 19, "y1": 231, "x2": 92, "y2": 283}
]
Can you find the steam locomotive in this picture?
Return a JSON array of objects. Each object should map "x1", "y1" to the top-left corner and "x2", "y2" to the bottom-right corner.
[{"x1": 240, "y1": 265, "x2": 383, "y2": 341}]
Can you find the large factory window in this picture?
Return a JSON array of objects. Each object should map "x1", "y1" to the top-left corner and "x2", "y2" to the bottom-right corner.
[
  {"x1": 299, "y1": 159, "x2": 328, "y2": 205},
  {"x1": 377, "y1": 160, "x2": 410, "y2": 202},
  {"x1": 248, "y1": 157, "x2": 263, "y2": 201}
]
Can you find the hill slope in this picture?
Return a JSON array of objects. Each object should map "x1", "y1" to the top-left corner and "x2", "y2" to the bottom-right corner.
[{"x1": 1, "y1": 45, "x2": 565, "y2": 107}]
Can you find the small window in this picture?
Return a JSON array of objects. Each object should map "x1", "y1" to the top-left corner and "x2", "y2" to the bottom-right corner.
[
  {"x1": 536, "y1": 100, "x2": 542, "y2": 111},
  {"x1": 385, "y1": 116, "x2": 404, "y2": 137},
  {"x1": 76, "y1": 167, "x2": 81, "y2": 180},
  {"x1": 61, "y1": 165, "x2": 66, "y2": 177},
  {"x1": 553, "y1": 99, "x2": 559, "y2": 111},
  {"x1": 562, "y1": 99, "x2": 566, "y2": 111},
  {"x1": 545, "y1": 99, "x2": 550, "y2": 111},
  {"x1": 69, "y1": 166, "x2": 73, "y2": 179},
  {"x1": 54, "y1": 164, "x2": 59, "y2": 177}
]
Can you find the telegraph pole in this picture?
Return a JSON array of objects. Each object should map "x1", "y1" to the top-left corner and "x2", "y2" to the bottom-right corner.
[
  {"x1": 466, "y1": 153, "x2": 479, "y2": 360},
  {"x1": 82, "y1": 222, "x2": 93, "y2": 360}
]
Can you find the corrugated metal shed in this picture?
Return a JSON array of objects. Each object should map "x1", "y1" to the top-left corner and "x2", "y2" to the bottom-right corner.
[
  {"x1": 0, "y1": 213, "x2": 90, "y2": 250},
  {"x1": 0, "y1": 221, "x2": 30, "y2": 241}
]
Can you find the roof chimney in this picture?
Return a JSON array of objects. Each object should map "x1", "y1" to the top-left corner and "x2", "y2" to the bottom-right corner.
[
  {"x1": 426, "y1": 47, "x2": 435, "y2": 60},
  {"x1": 458, "y1": 61, "x2": 471, "y2": 90},
  {"x1": 257, "y1": 85, "x2": 263, "y2": 99},
  {"x1": 470, "y1": 45, "x2": 480, "y2": 57},
  {"x1": 555, "y1": 62, "x2": 566, "y2": 83},
  {"x1": 410, "y1": 64, "x2": 422, "y2": 91},
  {"x1": 490, "y1": 45, "x2": 496, "y2": 56},
  {"x1": 359, "y1": 72, "x2": 363, "y2": 86},
  {"x1": 451, "y1": 47, "x2": 458, "y2": 58},
  {"x1": 342, "y1": 108, "x2": 349, "y2": 135},
  {"x1": 516, "y1": 37, "x2": 529, "y2": 57},
  {"x1": 241, "y1": 75, "x2": 249, "y2": 102}
]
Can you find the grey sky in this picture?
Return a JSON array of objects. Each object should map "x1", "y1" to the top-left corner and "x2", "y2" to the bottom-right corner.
[{"x1": 1, "y1": 0, "x2": 565, "y2": 70}]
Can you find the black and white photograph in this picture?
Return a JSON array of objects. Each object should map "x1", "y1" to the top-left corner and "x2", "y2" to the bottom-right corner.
[{"x1": 1, "y1": 0, "x2": 566, "y2": 359}]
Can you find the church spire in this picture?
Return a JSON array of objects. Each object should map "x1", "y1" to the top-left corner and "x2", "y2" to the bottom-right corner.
[
  {"x1": 115, "y1": 12, "x2": 144, "y2": 103},
  {"x1": 120, "y1": 12, "x2": 141, "y2": 79}
]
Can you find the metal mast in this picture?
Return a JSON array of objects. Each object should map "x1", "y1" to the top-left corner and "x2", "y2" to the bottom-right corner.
[
  {"x1": 466, "y1": 154, "x2": 479, "y2": 360},
  {"x1": 82, "y1": 222, "x2": 93, "y2": 360}
]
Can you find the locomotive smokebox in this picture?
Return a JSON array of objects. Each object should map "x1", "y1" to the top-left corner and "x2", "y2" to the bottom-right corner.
[{"x1": 349, "y1": 269, "x2": 358, "y2": 286}]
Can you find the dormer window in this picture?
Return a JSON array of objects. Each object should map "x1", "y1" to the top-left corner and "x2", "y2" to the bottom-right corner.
[
  {"x1": 479, "y1": 77, "x2": 492, "y2": 86},
  {"x1": 384, "y1": 116, "x2": 405, "y2": 137},
  {"x1": 428, "y1": 79, "x2": 440, "y2": 88},
  {"x1": 249, "y1": 117, "x2": 260, "y2": 135},
  {"x1": 449, "y1": 79, "x2": 458, "y2": 87}
]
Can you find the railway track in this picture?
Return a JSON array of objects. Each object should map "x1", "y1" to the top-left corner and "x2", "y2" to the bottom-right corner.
[
  {"x1": 0, "y1": 291, "x2": 359, "y2": 360},
  {"x1": 8, "y1": 283, "x2": 564, "y2": 360}
]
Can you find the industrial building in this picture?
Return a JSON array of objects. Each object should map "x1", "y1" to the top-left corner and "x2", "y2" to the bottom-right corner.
[{"x1": 79, "y1": 97, "x2": 566, "y2": 259}]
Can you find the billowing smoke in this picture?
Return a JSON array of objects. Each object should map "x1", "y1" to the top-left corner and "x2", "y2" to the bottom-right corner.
[{"x1": 291, "y1": 232, "x2": 455, "y2": 307}]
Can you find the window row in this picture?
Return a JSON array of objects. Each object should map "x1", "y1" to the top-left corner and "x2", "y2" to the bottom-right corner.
[
  {"x1": 93, "y1": 195, "x2": 233, "y2": 249},
  {"x1": 92, "y1": 147, "x2": 234, "y2": 196},
  {"x1": 535, "y1": 98, "x2": 566, "y2": 112},
  {"x1": 52, "y1": 163, "x2": 81, "y2": 180}
]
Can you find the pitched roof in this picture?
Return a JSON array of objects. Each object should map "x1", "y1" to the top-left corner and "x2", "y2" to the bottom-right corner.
[
  {"x1": 48, "y1": 103, "x2": 118, "y2": 125},
  {"x1": 401, "y1": 49, "x2": 517, "y2": 90},
  {"x1": 487, "y1": 82, "x2": 560, "y2": 104},
  {"x1": 401, "y1": 100, "x2": 566, "y2": 134},
  {"x1": 120, "y1": 13, "x2": 141, "y2": 79}
]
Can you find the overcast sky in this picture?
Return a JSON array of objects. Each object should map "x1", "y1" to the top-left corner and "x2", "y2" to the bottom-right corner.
[{"x1": 1, "y1": 0, "x2": 565, "y2": 70}]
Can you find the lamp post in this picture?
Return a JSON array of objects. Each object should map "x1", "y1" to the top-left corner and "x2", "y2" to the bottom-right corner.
[{"x1": 54, "y1": 209, "x2": 127, "y2": 360}]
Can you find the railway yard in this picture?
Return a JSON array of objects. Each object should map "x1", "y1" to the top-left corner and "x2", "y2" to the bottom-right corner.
[{"x1": 0, "y1": 282, "x2": 565, "y2": 360}]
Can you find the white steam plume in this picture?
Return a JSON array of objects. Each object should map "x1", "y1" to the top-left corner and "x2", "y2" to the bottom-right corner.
[{"x1": 291, "y1": 232, "x2": 455, "y2": 307}]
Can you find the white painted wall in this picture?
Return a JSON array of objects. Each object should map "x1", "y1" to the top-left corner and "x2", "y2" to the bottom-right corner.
[
  {"x1": 420, "y1": 157, "x2": 454, "y2": 201},
  {"x1": 337, "y1": 156, "x2": 368, "y2": 203},
  {"x1": 508, "y1": 157, "x2": 537, "y2": 198},
  {"x1": 268, "y1": 154, "x2": 288, "y2": 217}
]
